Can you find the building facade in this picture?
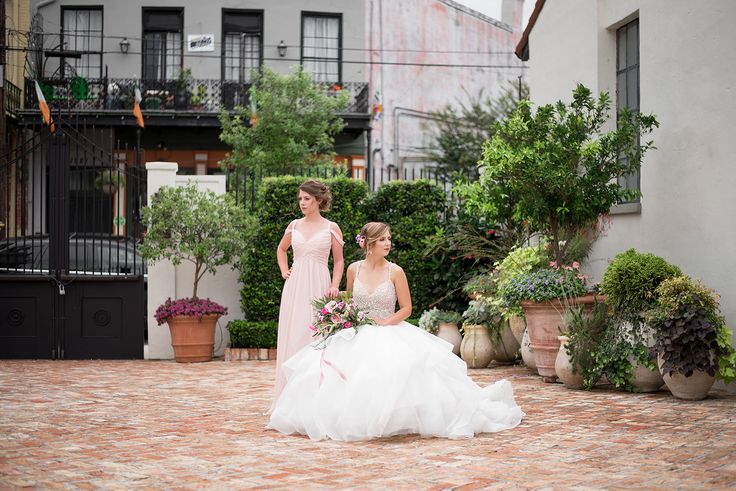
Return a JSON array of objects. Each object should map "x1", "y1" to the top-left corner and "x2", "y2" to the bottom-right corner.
[
  {"x1": 517, "y1": 0, "x2": 736, "y2": 373},
  {"x1": 22, "y1": 0, "x2": 370, "y2": 174},
  {"x1": 368, "y1": 0, "x2": 527, "y2": 184}
]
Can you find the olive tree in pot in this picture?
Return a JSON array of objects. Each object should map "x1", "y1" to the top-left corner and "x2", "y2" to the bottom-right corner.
[
  {"x1": 141, "y1": 183, "x2": 254, "y2": 362},
  {"x1": 647, "y1": 276, "x2": 736, "y2": 400}
]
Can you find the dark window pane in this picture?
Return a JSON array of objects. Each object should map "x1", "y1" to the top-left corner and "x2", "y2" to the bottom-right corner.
[
  {"x1": 628, "y1": 21, "x2": 639, "y2": 66},
  {"x1": 617, "y1": 72, "x2": 627, "y2": 112},
  {"x1": 302, "y1": 14, "x2": 341, "y2": 83},
  {"x1": 62, "y1": 8, "x2": 103, "y2": 78},
  {"x1": 617, "y1": 26, "x2": 627, "y2": 70},
  {"x1": 627, "y1": 69, "x2": 639, "y2": 110}
]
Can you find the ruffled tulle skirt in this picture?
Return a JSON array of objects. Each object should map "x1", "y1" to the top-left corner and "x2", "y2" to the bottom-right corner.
[{"x1": 267, "y1": 322, "x2": 524, "y2": 441}]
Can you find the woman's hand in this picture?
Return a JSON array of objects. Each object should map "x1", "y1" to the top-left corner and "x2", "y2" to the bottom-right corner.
[
  {"x1": 325, "y1": 286, "x2": 340, "y2": 298},
  {"x1": 281, "y1": 267, "x2": 291, "y2": 280}
]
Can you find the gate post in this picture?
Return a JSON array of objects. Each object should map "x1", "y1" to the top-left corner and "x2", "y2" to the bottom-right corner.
[{"x1": 145, "y1": 162, "x2": 178, "y2": 359}]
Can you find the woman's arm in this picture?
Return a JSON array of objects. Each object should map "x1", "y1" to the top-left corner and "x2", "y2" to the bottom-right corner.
[
  {"x1": 326, "y1": 223, "x2": 345, "y2": 297},
  {"x1": 276, "y1": 221, "x2": 295, "y2": 280},
  {"x1": 376, "y1": 265, "x2": 412, "y2": 326}
]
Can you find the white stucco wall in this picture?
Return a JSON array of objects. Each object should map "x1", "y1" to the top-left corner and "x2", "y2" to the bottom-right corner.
[
  {"x1": 145, "y1": 162, "x2": 242, "y2": 360},
  {"x1": 526, "y1": 1, "x2": 736, "y2": 387}
]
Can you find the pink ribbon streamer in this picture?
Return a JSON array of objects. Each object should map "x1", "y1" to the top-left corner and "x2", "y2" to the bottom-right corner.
[{"x1": 319, "y1": 349, "x2": 347, "y2": 386}]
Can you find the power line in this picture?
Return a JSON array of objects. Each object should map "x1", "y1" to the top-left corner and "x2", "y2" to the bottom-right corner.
[
  {"x1": 2, "y1": 46, "x2": 527, "y2": 70},
  {"x1": 4, "y1": 28, "x2": 522, "y2": 56}
]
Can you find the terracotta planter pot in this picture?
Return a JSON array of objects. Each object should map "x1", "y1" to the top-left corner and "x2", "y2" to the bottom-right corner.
[
  {"x1": 460, "y1": 324, "x2": 493, "y2": 368},
  {"x1": 489, "y1": 320, "x2": 521, "y2": 364},
  {"x1": 555, "y1": 335, "x2": 584, "y2": 389},
  {"x1": 521, "y1": 294, "x2": 601, "y2": 382},
  {"x1": 437, "y1": 322, "x2": 463, "y2": 355},
  {"x1": 167, "y1": 314, "x2": 219, "y2": 363}
]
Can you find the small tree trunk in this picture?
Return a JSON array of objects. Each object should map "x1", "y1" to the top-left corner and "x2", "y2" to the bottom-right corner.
[{"x1": 193, "y1": 262, "x2": 202, "y2": 298}]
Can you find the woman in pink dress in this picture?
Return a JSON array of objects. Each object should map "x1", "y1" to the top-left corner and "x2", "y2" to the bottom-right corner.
[{"x1": 270, "y1": 180, "x2": 344, "y2": 411}]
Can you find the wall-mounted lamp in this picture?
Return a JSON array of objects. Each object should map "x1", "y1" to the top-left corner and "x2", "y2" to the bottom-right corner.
[
  {"x1": 277, "y1": 40, "x2": 287, "y2": 57},
  {"x1": 119, "y1": 37, "x2": 130, "y2": 54}
]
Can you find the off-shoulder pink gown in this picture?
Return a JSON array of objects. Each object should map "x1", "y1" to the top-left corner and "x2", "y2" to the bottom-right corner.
[{"x1": 270, "y1": 219, "x2": 344, "y2": 410}]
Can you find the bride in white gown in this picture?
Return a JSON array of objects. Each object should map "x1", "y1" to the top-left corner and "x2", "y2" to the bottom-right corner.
[{"x1": 267, "y1": 222, "x2": 524, "y2": 441}]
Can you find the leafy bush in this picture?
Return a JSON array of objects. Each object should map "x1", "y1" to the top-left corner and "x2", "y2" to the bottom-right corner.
[
  {"x1": 228, "y1": 320, "x2": 278, "y2": 349},
  {"x1": 562, "y1": 302, "x2": 611, "y2": 389},
  {"x1": 648, "y1": 276, "x2": 736, "y2": 381},
  {"x1": 418, "y1": 308, "x2": 462, "y2": 334},
  {"x1": 601, "y1": 249, "x2": 682, "y2": 319},
  {"x1": 462, "y1": 272, "x2": 496, "y2": 297},
  {"x1": 238, "y1": 176, "x2": 368, "y2": 321}
]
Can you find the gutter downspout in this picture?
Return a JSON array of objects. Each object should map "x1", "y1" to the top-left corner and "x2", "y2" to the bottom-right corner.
[{"x1": 392, "y1": 106, "x2": 447, "y2": 174}]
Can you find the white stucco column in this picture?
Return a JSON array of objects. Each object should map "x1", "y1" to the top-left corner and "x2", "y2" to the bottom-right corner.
[{"x1": 145, "y1": 162, "x2": 178, "y2": 359}]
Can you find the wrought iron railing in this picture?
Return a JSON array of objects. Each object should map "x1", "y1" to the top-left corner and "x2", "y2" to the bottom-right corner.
[
  {"x1": 4, "y1": 80, "x2": 21, "y2": 117},
  {"x1": 24, "y1": 78, "x2": 369, "y2": 114}
]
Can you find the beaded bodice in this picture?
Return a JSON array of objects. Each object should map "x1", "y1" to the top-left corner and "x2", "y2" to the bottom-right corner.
[{"x1": 352, "y1": 261, "x2": 397, "y2": 320}]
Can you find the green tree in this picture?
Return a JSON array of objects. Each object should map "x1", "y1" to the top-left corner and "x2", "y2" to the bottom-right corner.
[
  {"x1": 461, "y1": 84, "x2": 659, "y2": 265},
  {"x1": 219, "y1": 66, "x2": 350, "y2": 173},
  {"x1": 428, "y1": 82, "x2": 528, "y2": 179}
]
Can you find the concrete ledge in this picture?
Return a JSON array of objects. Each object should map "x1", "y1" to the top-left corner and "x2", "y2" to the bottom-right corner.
[
  {"x1": 145, "y1": 162, "x2": 179, "y2": 171},
  {"x1": 610, "y1": 202, "x2": 642, "y2": 215}
]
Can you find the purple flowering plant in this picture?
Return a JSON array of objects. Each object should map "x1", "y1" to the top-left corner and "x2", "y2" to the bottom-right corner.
[
  {"x1": 154, "y1": 297, "x2": 228, "y2": 326},
  {"x1": 500, "y1": 264, "x2": 587, "y2": 307}
]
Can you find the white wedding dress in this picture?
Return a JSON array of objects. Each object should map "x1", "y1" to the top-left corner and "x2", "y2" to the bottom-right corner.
[{"x1": 267, "y1": 261, "x2": 524, "y2": 441}]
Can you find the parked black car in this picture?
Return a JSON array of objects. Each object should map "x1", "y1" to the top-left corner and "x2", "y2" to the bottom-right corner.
[{"x1": 0, "y1": 234, "x2": 146, "y2": 276}]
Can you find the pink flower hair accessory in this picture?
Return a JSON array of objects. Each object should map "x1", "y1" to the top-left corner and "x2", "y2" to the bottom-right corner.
[{"x1": 355, "y1": 233, "x2": 366, "y2": 248}]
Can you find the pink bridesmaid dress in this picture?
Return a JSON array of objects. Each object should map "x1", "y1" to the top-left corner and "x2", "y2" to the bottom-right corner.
[{"x1": 271, "y1": 218, "x2": 344, "y2": 408}]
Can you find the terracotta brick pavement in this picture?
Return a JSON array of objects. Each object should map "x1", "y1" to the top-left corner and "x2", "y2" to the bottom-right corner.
[{"x1": 1, "y1": 360, "x2": 734, "y2": 490}]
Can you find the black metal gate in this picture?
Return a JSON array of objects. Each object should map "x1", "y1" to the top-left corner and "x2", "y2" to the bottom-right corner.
[{"x1": 0, "y1": 121, "x2": 146, "y2": 359}]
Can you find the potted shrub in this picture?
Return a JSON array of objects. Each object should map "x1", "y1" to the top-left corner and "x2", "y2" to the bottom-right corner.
[
  {"x1": 598, "y1": 249, "x2": 683, "y2": 392},
  {"x1": 225, "y1": 320, "x2": 278, "y2": 361},
  {"x1": 191, "y1": 84, "x2": 208, "y2": 111},
  {"x1": 141, "y1": 183, "x2": 253, "y2": 362},
  {"x1": 94, "y1": 170, "x2": 126, "y2": 194},
  {"x1": 460, "y1": 297, "x2": 519, "y2": 367},
  {"x1": 419, "y1": 307, "x2": 463, "y2": 354},
  {"x1": 647, "y1": 276, "x2": 736, "y2": 400},
  {"x1": 557, "y1": 302, "x2": 610, "y2": 389},
  {"x1": 174, "y1": 68, "x2": 193, "y2": 110},
  {"x1": 493, "y1": 243, "x2": 548, "y2": 344},
  {"x1": 500, "y1": 263, "x2": 596, "y2": 381},
  {"x1": 462, "y1": 272, "x2": 496, "y2": 300}
]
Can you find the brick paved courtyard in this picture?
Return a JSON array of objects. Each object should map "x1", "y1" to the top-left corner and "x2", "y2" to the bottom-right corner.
[{"x1": 1, "y1": 360, "x2": 735, "y2": 490}]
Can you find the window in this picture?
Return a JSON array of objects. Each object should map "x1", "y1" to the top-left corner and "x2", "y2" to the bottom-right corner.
[
  {"x1": 616, "y1": 19, "x2": 640, "y2": 200},
  {"x1": 301, "y1": 13, "x2": 341, "y2": 83},
  {"x1": 61, "y1": 7, "x2": 103, "y2": 79},
  {"x1": 142, "y1": 8, "x2": 183, "y2": 81},
  {"x1": 222, "y1": 10, "x2": 263, "y2": 83}
]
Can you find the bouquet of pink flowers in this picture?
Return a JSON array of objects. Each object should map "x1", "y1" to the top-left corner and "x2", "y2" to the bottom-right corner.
[{"x1": 310, "y1": 291, "x2": 374, "y2": 346}]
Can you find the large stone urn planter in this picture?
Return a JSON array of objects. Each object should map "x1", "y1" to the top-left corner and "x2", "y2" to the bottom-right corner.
[
  {"x1": 437, "y1": 322, "x2": 463, "y2": 355},
  {"x1": 521, "y1": 328, "x2": 536, "y2": 370},
  {"x1": 489, "y1": 320, "x2": 521, "y2": 364},
  {"x1": 508, "y1": 315, "x2": 526, "y2": 345},
  {"x1": 167, "y1": 314, "x2": 219, "y2": 363},
  {"x1": 555, "y1": 335, "x2": 584, "y2": 389},
  {"x1": 460, "y1": 324, "x2": 493, "y2": 368},
  {"x1": 521, "y1": 294, "x2": 600, "y2": 382},
  {"x1": 630, "y1": 358, "x2": 664, "y2": 393},
  {"x1": 658, "y1": 356, "x2": 715, "y2": 400}
]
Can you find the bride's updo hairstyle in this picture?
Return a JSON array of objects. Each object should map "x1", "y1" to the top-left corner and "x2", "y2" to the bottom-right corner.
[
  {"x1": 298, "y1": 179, "x2": 332, "y2": 211},
  {"x1": 356, "y1": 222, "x2": 391, "y2": 257}
]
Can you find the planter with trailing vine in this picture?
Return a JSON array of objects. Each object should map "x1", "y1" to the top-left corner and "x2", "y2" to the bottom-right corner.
[{"x1": 647, "y1": 276, "x2": 736, "y2": 400}]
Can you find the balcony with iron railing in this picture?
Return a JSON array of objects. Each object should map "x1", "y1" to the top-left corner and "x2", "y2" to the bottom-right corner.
[
  {"x1": 4, "y1": 80, "x2": 21, "y2": 118},
  {"x1": 23, "y1": 77, "x2": 369, "y2": 118}
]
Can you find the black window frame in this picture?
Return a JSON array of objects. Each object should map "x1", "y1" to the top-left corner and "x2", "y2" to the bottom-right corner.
[
  {"x1": 141, "y1": 7, "x2": 184, "y2": 82},
  {"x1": 300, "y1": 11, "x2": 342, "y2": 84},
  {"x1": 616, "y1": 18, "x2": 640, "y2": 202},
  {"x1": 221, "y1": 8, "x2": 264, "y2": 83},
  {"x1": 60, "y1": 6, "x2": 104, "y2": 79}
]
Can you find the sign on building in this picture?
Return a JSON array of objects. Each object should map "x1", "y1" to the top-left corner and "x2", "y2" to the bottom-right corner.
[{"x1": 188, "y1": 34, "x2": 215, "y2": 52}]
